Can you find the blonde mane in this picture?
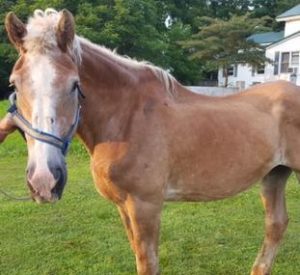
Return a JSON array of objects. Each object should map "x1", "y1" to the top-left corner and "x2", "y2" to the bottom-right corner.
[{"x1": 23, "y1": 9, "x2": 176, "y2": 96}]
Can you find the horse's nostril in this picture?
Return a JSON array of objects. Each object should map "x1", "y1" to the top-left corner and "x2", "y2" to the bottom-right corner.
[
  {"x1": 51, "y1": 168, "x2": 63, "y2": 194},
  {"x1": 53, "y1": 168, "x2": 63, "y2": 182},
  {"x1": 47, "y1": 163, "x2": 66, "y2": 198},
  {"x1": 50, "y1": 167, "x2": 64, "y2": 194}
]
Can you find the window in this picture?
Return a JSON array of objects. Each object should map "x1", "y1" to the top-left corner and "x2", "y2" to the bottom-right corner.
[
  {"x1": 280, "y1": 52, "x2": 290, "y2": 73},
  {"x1": 274, "y1": 51, "x2": 299, "y2": 75},
  {"x1": 252, "y1": 64, "x2": 265, "y2": 75},
  {"x1": 234, "y1": 64, "x2": 238, "y2": 77},
  {"x1": 227, "y1": 65, "x2": 234, "y2": 76},
  {"x1": 257, "y1": 64, "x2": 265, "y2": 74},
  {"x1": 223, "y1": 65, "x2": 238, "y2": 77},
  {"x1": 291, "y1": 51, "x2": 299, "y2": 67},
  {"x1": 274, "y1": 52, "x2": 279, "y2": 75}
]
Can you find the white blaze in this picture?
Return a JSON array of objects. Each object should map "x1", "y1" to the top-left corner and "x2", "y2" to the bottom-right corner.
[{"x1": 27, "y1": 54, "x2": 61, "y2": 179}]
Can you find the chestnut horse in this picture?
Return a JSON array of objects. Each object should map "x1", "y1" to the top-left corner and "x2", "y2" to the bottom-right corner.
[{"x1": 1, "y1": 9, "x2": 300, "y2": 275}]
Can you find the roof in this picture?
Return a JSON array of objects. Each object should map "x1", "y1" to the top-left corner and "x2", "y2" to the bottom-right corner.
[
  {"x1": 248, "y1": 31, "x2": 284, "y2": 45},
  {"x1": 267, "y1": 30, "x2": 300, "y2": 49},
  {"x1": 277, "y1": 4, "x2": 300, "y2": 20}
]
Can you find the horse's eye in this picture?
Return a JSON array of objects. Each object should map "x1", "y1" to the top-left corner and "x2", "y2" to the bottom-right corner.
[
  {"x1": 9, "y1": 83, "x2": 17, "y2": 92},
  {"x1": 71, "y1": 82, "x2": 78, "y2": 93},
  {"x1": 70, "y1": 81, "x2": 85, "y2": 99}
]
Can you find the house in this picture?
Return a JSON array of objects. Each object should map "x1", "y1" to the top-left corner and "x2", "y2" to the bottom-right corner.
[{"x1": 218, "y1": 4, "x2": 300, "y2": 89}]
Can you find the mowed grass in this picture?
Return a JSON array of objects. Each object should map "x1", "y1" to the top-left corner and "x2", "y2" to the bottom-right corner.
[{"x1": 1, "y1": 101, "x2": 300, "y2": 274}]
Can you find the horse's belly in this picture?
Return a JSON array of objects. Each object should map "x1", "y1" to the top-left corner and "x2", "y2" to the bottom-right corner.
[
  {"x1": 164, "y1": 180, "x2": 255, "y2": 201},
  {"x1": 164, "y1": 161, "x2": 275, "y2": 202}
]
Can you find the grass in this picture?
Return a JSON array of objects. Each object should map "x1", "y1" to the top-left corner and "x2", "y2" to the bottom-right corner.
[{"x1": 1, "y1": 101, "x2": 300, "y2": 274}]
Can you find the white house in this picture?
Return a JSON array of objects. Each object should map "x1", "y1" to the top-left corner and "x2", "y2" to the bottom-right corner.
[{"x1": 218, "y1": 4, "x2": 300, "y2": 89}]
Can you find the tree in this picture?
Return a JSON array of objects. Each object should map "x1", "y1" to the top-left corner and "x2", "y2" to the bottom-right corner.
[
  {"x1": 0, "y1": 0, "x2": 171, "y2": 95},
  {"x1": 159, "y1": 0, "x2": 211, "y2": 32},
  {"x1": 209, "y1": 0, "x2": 252, "y2": 19},
  {"x1": 181, "y1": 14, "x2": 271, "y2": 87},
  {"x1": 0, "y1": 0, "x2": 206, "y2": 93},
  {"x1": 75, "y1": 0, "x2": 173, "y2": 71},
  {"x1": 1, "y1": 0, "x2": 299, "y2": 95},
  {"x1": 164, "y1": 22, "x2": 203, "y2": 84},
  {"x1": 275, "y1": 0, "x2": 300, "y2": 15}
]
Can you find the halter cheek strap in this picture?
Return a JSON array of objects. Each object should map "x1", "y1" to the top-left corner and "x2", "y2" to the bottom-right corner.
[{"x1": 7, "y1": 92, "x2": 81, "y2": 156}]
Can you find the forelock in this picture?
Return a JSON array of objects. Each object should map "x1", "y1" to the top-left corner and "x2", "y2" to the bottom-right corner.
[
  {"x1": 24, "y1": 9, "x2": 60, "y2": 53},
  {"x1": 23, "y1": 9, "x2": 82, "y2": 63}
]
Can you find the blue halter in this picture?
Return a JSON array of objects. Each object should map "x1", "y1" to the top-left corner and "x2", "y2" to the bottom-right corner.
[{"x1": 7, "y1": 88, "x2": 83, "y2": 156}]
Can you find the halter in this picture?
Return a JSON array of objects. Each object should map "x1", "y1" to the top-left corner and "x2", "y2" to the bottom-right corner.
[{"x1": 7, "y1": 85, "x2": 84, "y2": 156}]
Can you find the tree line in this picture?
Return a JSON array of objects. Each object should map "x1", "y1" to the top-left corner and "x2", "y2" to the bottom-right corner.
[{"x1": 0, "y1": 0, "x2": 298, "y2": 96}]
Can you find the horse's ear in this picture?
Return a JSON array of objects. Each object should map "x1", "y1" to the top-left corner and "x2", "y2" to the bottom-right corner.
[
  {"x1": 5, "y1": 12, "x2": 27, "y2": 51},
  {"x1": 56, "y1": 9, "x2": 75, "y2": 52},
  {"x1": 0, "y1": 114, "x2": 17, "y2": 143}
]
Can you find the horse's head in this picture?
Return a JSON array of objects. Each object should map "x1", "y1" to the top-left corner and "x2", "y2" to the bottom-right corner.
[{"x1": 3, "y1": 9, "x2": 82, "y2": 203}]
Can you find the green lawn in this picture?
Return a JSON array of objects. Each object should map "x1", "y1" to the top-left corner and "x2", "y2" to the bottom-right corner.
[{"x1": 1, "y1": 101, "x2": 300, "y2": 274}]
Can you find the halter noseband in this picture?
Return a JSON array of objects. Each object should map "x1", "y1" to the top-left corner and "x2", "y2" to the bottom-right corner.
[{"x1": 7, "y1": 86, "x2": 84, "y2": 156}]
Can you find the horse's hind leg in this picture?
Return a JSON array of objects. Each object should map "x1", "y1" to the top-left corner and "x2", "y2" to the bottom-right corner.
[{"x1": 251, "y1": 166, "x2": 291, "y2": 275}]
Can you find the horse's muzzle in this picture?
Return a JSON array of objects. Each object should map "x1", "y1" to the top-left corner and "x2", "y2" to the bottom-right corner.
[{"x1": 26, "y1": 164, "x2": 67, "y2": 203}]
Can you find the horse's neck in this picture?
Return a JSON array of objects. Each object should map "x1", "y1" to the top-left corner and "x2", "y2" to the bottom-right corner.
[
  {"x1": 76, "y1": 41, "x2": 208, "y2": 154},
  {"x1": 79, "y1": 42, "x2": 139, "y2": 90},
  {"x1": 76, "y1": 42, "x2": 162, "y2": 153}
]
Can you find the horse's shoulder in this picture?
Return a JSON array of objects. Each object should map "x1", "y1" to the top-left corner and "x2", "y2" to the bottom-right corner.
[{"x1": 91, "y1": 142, "x2": 129, "y2": 202}]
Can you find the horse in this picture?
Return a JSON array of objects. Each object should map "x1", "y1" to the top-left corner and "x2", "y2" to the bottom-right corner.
[{"x1": 1, "y1": 8, "x2": 300, "y2": 275}]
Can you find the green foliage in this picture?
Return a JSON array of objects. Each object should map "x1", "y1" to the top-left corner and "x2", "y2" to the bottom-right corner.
[
  {"x1": 275, "y1": 0, "x2": 300, "y2": 15},
  {"x1": 209, "y1": 0, "x2": 252, "y2": 19},
  {"x1": 160, "y1": 0, "x2": 211, "y2": 31},
  {"x1": 181, "y1": 14, "x2": 271, "y2": 86},
  {"x1": 0, "y1": 0, "x2": 204, "y2": 90},
  {"x1": 0, "y1": 0, "x2": 299, "y2": 92}
]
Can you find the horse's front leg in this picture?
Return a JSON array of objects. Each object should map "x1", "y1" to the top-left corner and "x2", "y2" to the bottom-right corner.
[
  {"x1": 0, "y1": 113, "x2": 16, "y2": 142},
  {"x1": 118, "y1": 195, "x2": 163, "y2": 275},
  {"x1": 251, "y1": 166, "x2": 291, "y2": 275}
]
